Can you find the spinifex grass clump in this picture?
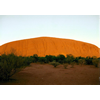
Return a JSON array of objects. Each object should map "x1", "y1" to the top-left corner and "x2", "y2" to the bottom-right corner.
[
  {"x1": 49, "y1": 60, "x2": 60, "y2": 68},
  {"x1": 0, "y1": 53, "x2": 29, "y2": 81}
]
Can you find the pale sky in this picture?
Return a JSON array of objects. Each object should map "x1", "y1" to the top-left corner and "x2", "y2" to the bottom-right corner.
[{"x1": 0, "y1": 15, "x2": 99, "y2": 47}]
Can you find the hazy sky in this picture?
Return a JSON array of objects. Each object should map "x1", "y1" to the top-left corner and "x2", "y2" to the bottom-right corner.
[{"x1": 0, "y1": 15, "x2": 99, "y2": 47}]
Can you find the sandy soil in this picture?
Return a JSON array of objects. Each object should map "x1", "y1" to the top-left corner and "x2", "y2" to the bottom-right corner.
[{"x1": 0, "y1": 63, "x2": 100, "y2": 85}]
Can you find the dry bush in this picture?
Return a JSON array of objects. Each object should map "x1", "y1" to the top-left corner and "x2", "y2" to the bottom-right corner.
[
  {"x1": 63, "y1": 63, "x2": 68, "y2": 69},
  {"x1": 0, "y1": 49, "x2": 29, "y2": 81},
  {"x1": 71, "y1": 61, "x2": 76, "y2": 68},
  {"x1": 78, "y1": 59, "x2": 85, "y2": 66},
  {"x1": 92, "y1": 58, "x2": 99, "y2": 67},
  {"x1": 49, "y1": 60, "x2": 60, "y2": 68}
]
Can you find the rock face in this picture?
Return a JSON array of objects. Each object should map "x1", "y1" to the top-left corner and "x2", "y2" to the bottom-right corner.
[{"x1": 0, "y1": 37, "x2": 99, "y2": 57}]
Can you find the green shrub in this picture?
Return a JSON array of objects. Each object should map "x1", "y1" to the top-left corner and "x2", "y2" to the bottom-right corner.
[
  {"x1": 49, "y1": 60, "x2": 60, "y2": 68},
  {"x1": 78, "y1": 59, "x2": 85, "y2": 66},
  {"x1": 92, "y1": 58, "x2": 99, "y2": 67},
  {"x1": 0, "y1": 53, "x2": 27, "y2": 81},
  {"x1": 23, "y1": 57, "x2": 33, "y2": 66},
  {"x1": 85, "y1": 56, "x2": 93, "y2": 65},
  {"x1": 32, "y1": 54, "x2": 39, "y2": 62},
  {"x1": 66, "y1": 54, "x2": 75, "y2": 64},
  {"x1": 71, "y1": 61, "x2": 76, "y2": 68},
  {"x1": 45, "y1": 55, "x2": 54, "y2": 62},
  {"x1": 38, "y1": 57, "x2": 48, "y2": 63},
  {"x1": 57, "y1": 54, "x2": 65, "y2": 64},
  {"x1": 74, "y1": 57, "x2": 79, "y2": 64}
]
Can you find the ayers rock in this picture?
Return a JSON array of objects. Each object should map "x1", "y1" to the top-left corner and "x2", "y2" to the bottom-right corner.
[{"x1": 0, "y1": 37, "x2": 99, "y2": 57}]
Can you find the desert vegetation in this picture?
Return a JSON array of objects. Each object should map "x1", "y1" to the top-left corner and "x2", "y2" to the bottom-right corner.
[
  {"x1": 63, "y1": 63, "x2": 68, "y2": 69},
  {"x1": 0, "y1": 53, "x2": 31, "y2": 81},
  {"x1": 71, "y1": 61, "x2": 76, "y2": 68},
  {"x1": 0, "y1": 50, "x2": 100, "y2": 82},
  {"x1": 49, "y1": 60, "x2": 60, "y2": 68},
  {"x1": 92, "y1": 58, "x2": 99, "y2": 67}
]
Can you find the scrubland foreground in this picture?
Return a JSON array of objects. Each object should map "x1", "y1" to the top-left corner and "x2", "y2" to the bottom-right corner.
[
  {"x1": 0, "y1": 63, "x2": 100, "y2": 85},
  {"x1": 0, "y1": 53, "x2": 100, "y2": 85}
]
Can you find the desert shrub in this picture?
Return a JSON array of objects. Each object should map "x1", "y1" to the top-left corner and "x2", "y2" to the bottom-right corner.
[
  {"x1": 78, "y1": 56, "x2": 84, "y2": 59},
  {"x1": 92, "y1": 58, "x2": 99, "y2": 67},
  {"x1": 49, "y1": 60, "x2": 60, "y2": 68},
  {"x1": 71, "y1": 61, "x2": 76, "y2": 68},
  {"x1": 52, "y1": 56, "x2": 57, "y2": 62},
  {"x1": 30, "y1": 56, "x2": 34, "y2": 62},
  {"x1": 57, "y1": 54, "x2": 65, "y2": 64},
  {"x1": 22, "y1": 57, "x2": 32, "y2": 66},
  {"x1": 45, "y1": 55, "x2": 53, "y2": 62},
  {"x1": 63, "y1": 63, "x2": 68, "y2": 69},
  {"x1": 30, "y1": 56, "x2": 35, "y2": 63},
  {"x1": 0, "y1": 53, "x2": 27, "y2": 81},
  {"x1": 57, "y1": 54, "x2": 65, "y2": 60},
  {"x1": 78, "y1": 59, "x2": 85, "y2": 66},
  {"x1": 66, "y1": 54, "x2": 75, "y2": 64},
  {"x1": 38, "y1": 57, "x2": 47, "y2": 63},
  {"x1": 63, "y1": 58, "x2": 67, "y2": 63},
  {"x1": 92, "y1": 56, "x2": 97, "y2": 59},
  {"x1": 74, "y1": 57, "x2": 79, "y2": 64},
  {"x1": 85, "y1": 56, "x2": 93, "y2": 65},
  {"x1": 98, "y1": 57, "x2": 100, "y2": 60},
  {"x1": 58, "y1": 59, "x2": 63, "y2": 64},
  {"x1": 32, "y1": 54, "x2": 39, "y2": 62},
  {"x1": 45, "y1": 55, "x2": 66, "y2": 63},
  {"x1": 45, "y1": 55, "x2": 57, "y2": 62}
]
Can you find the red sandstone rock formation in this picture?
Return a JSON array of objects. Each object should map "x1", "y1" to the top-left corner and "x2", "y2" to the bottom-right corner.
[{"x1": 0, "y1": 37, "x2": 99, "y2": 57}]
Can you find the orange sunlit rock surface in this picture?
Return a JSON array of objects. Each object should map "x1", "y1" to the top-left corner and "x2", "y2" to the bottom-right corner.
[{"x1": 0, "y1": 37, "x2": 99, "y2": 57}]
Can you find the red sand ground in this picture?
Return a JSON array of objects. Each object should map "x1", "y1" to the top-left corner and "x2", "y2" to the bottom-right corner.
[
  {"x1": 0, "y1": 37, "x2": 99, "y2": 57},
  {"x1": 0, "y1": 63, "x2": 100, "y2": 85}
]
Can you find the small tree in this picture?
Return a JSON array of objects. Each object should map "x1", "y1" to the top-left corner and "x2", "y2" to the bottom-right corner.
[
  {"x1": 0, "y1": 53, "x2": 27, "y2": 81},
  {"x1": 49, "y1": 60, "x2": 60, "y2": 68},
  {"x1": 85, "y1": 56, "x2": 93, "y2": 65},
  {"x1": 38, "y1": 57, "x2": 47, "y2": 64},
  {"x1": 71, "y1": 61, "x2": 76, "y2": 68},
  {"x1": 57, "y1": 54, "x2": 65, "y2": 64},
  {"x1": 78, "y1": 59, "x2": 85, "y2": 66},
  {"x1": 92, "y1": 58, "x2": 99, "y2": 67},
  {"x1": 66, "y1": 54, "x2": 75, "y2": 64},
  {"x1": 32, "y1": 54, "x2": 39, "y2": 62}
]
